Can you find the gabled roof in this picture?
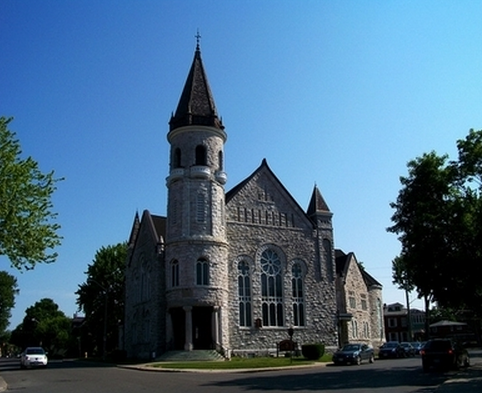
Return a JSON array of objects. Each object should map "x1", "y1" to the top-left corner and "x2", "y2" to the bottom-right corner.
[
  {"x1": 127, "y1": 210, "x2": 166, "y2": 266},
  {"x1": 335, "y1": 248, "x2": 382, "y2": 289},
  {"x1": 225, "y1": 158, "x2": 315, "y2": 228},
  {"x1": 335, "y1": 249, "x2": 353, "y2": 277},
  {"x1": 127, "y1": 211, "x2": 141, "y2": 247},
  {"x1": 169, "y1": 44, "x2": 224, "y2": 131},
  {"x1": 151, "y1": 214, "x2": 167, "y2": 242}
]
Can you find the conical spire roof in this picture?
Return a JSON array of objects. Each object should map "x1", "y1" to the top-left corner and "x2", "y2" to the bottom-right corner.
[
  {"x1": 169, "y1": 43, "x2": 224, "y2": 131},
  {"x1": 307, "y1": 185, "x2": 331, "y2": 215}
]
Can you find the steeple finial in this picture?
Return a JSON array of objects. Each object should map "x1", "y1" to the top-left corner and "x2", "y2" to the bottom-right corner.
[{"x1": 195, "y1": 29, "x2": 201, "y2": 51}]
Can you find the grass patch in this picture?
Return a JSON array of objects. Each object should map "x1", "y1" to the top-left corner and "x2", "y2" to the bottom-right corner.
[{"x1": 152, "y1": 354, "x2": 332, "y2": 370}]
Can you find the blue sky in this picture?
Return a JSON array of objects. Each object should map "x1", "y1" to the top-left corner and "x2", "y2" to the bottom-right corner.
[{"x1": 2, "y1": 1, "x2": 482, "y2": 329}]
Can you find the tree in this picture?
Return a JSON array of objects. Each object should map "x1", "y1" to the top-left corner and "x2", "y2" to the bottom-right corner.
[
  {"x1": 10, "y1": 298, "x2": 72, "y2": 355},
  {"x1": 0, "y1": 271, "x2": 19, "y2": 334},
  {"x1": 388, "y1": 129, "x2": 482, "y2": 317},
  {"x1": 76, "y1": 242, "x2": 127, "y2": 358},
  {"x1": 0, "y1": 116, "x2": 63, "y2": 270}
]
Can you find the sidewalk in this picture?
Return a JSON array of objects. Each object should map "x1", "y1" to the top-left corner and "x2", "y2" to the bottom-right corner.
[{"x1": 435, "y1": 362, "x2": 482, "y2": 393}]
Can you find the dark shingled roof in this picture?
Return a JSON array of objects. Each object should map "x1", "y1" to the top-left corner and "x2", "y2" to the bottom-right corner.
[
  {"x1": 169, "y1": 45, "x2": 224, "y2": 131},
  {"x1": 307, "y1": 185, "x2": 330, "y2": 215},
  {"x1": 360, "y1": 268, "x2": 382, "y2": 289},
  {"x1": 335, "y1": 249, "x2": 351, "y2": 276}
]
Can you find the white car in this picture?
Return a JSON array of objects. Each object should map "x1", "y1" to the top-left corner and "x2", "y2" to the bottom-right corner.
[{"x1": 20, "y1": 347, "x2": 48, "y2": 368}]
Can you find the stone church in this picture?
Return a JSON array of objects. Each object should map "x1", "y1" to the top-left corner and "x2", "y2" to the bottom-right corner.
[{"x1": 123, "y1": 43, "x2": 385, "y2": 359}]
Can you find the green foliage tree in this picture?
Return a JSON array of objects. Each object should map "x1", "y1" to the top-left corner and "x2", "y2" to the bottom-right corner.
[
  {"x1": 0, "y1": 116, "x2": 63, "y2": 271},
  {"x1": 10, "y1": 298, "x2": 72, "y2": 355},
  {"x1": 0, "y1": 271, "x2": 19, "y2": 335},
  {"x1": 392, "y1": 255, "x2": 415, "y2": 294},
  {"x1": 0, "y1": 331, "x2": 13, "y2": 357},
  {"x1": 76, "y1": 242, "x2": 127, "y2": 358},
  {"x1": 388, "y1": 129, "x2": 482, "y2": 316}
]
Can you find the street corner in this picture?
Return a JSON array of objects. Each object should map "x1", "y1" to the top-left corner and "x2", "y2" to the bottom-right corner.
[{"x1": 436, "y1": 360, "x2": 482, "y2": 393}]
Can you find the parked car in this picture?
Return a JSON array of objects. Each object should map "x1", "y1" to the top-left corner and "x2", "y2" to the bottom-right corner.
[
  {"x1": 378, "y1": 341, "x2": 405, "y2": 359},
  {"x1": 332, "y1": 343, "x2": 375, "y2": 365},
  {"x1": 20, "y1": 347, "x2": 48, "y2": 369},
  {"x1": 400, "y1": 342, "x2": 416, "y2": 357},
  {"x1": 410, "y1": 342, "x2": 424, "y2": 354},
  {"x1": 421, "y1": 339, "x2": 469, "y2": 371}
]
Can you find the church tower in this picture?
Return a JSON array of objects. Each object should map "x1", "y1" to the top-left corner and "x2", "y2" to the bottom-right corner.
[
  {"x1": 307, "y1": 185, "x2": 336, "y2": 283},
  {"x1": 165, "y1": 40, "x2": 229, "y2": 352}
]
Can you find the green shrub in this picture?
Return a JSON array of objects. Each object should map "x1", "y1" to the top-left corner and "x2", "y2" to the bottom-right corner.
[{"x1": 301, "y1": 343, "x2": 325, "y2": 360}]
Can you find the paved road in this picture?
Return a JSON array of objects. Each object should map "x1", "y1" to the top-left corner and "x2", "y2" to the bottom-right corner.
[{"x1": 1, "y1": 351, "x2": 480, "y2": 393}]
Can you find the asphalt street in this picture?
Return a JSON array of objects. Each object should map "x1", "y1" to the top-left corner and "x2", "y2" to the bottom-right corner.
[{"x1": 1, "y1": 349, "x2": 481, "y2": 393}]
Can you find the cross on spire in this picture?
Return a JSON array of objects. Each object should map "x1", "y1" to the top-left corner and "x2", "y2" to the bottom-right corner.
[{"x1": 195, "y1": 29, "x2": 201, "y2": 50}]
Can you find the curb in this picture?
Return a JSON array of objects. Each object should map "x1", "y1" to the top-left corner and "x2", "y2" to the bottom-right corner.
[
  {"x1": 118, "y1": 361, "x2": 328, "y2": 373},
  {"x1": 0, "y1": 376, "x2": 7, "y2": 392}
]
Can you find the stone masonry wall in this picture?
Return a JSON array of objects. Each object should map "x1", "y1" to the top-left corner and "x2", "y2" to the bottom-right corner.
[
  {"x1": 224, "y1": 169, "x2": 338, "y2": 354},
  {"x1": 124, "y1": 219, "x2": 166, "y2": 359},
  {"x1": 343, "y1": 257, "x2": 374, "y2": 346}
]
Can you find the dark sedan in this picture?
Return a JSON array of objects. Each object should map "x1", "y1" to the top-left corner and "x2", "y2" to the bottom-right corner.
[
  {"x1": 378, "y1": 341, "x2": 405, "y2": 359},
  {"x1": 332, "y1": 343, "x2": 375, "y2": 365},
  {"x1": 421, "y1": 338, "x2": 470, "y2": 371}
]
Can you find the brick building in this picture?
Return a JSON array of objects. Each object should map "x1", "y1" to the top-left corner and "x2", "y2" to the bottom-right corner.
[
  {"x1": 123, "y1": 44, "x2": 384, "y2": 359},
  {"x1": 384, "y1": 302, "x2": 426, "y2": 342}
]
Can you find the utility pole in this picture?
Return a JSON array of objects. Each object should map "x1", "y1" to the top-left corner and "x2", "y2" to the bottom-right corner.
[{"x1": 405, "y1": 289, "x2": 413, "y2": 342}]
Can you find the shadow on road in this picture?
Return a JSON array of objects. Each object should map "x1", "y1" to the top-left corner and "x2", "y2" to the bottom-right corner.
[{"x1": 201, "y1": 364, "x2": 452, "y2": 392}]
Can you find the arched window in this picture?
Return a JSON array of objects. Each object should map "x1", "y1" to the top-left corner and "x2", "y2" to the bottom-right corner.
[
  {"x1": 173, "y1": 148, "x2": 181, "y2": 168},
  {"x1": 352, "y1": 320, "x2": 358, "y2": 339},
  {"x1": 195, "y1": 145, "x2": 207, "y2": 165},
  {"x1": 323, "y1": 239, "x2": 333, "y2": 281},
  {"x1": 260, "y1": 249, "x2": 283, "y2": 327},
  {"x1": 292, "y1": 263, "x2": 305, "y2": 326},
  {"x1": 218, "y1": 150, "x2": 223, "y2": 170},
  {"x1": 171, "y1": 260, "x2": 179, "y2": 287},
  {"x1": 196, "y1": 258, "x2": 209, "y2": 286},
  {"x1": 238, "y1": 261, "x2": 252, "y2": 327}
]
